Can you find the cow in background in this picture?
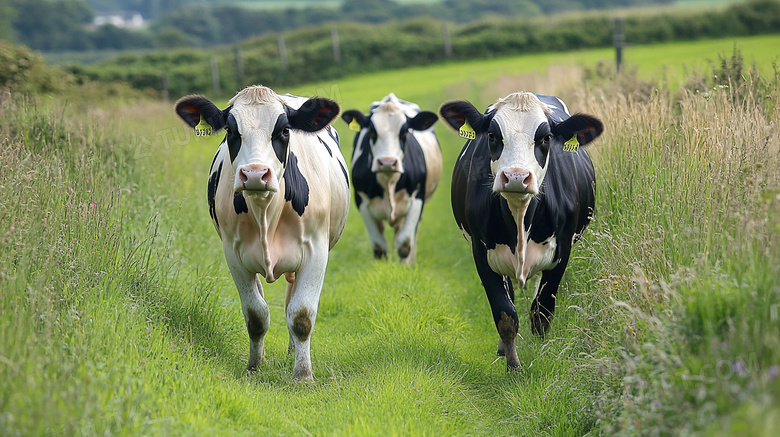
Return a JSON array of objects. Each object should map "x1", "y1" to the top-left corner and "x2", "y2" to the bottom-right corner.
[
  {"x1": 440, "y1": 92, "x2": 603, "y2": 369},
  {"x1": 342, "y1": 94, "x2": 441, "y2": 264},
  {"x1": 175, "y1": 85, "x2": 350, "y2": 381}
]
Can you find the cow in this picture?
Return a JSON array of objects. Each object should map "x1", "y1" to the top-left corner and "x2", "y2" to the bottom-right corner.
[
  {"x1": 174, "y1": 85, "x2": 350, "y2": 381},
  {"x1": 439, "y1": 92, "x2": 603, "y2": 369},
  {"x1": 341, "y1": 93, "x2": 441, "y2": 264}
]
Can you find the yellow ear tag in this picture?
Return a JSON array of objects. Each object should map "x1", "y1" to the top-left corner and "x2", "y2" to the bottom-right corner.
[
  {"x1": 195, "y1": 116, "x2": 212, "y2": 137},
  {"x1": 348, "y1": 119, "x2": 361, "y2": 132},
  {"x1": 458, "y1": 120, "x2": 476, "y2": 140},
  {"x1": 563, "y1": 135, "x2": 579, "y2": 152}
]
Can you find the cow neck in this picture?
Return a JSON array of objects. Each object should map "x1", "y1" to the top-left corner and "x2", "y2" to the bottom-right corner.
[
  {"x1": 377, "y1": 172, "x2": 401, "y2": 223},
  {"x1": 245, "y1": 187, "x2": 285, "y2": 275},
  {"x1": 505, "y1": 197, "x2": 531, "y2": 288}
]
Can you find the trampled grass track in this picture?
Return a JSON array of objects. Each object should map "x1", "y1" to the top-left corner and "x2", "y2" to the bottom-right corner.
[{"x1": 1, "y1": 34, "x2": 778, "y2": 435}]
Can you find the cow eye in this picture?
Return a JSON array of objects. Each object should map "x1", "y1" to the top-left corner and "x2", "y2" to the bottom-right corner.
[
  {"x1": 488, "y1": 132, "x2": 495, "y2": 142},
  {"x1": 282, "y1": 126, "x2": 290, "y2": 137},
  {"x1": 544, "y1": 133, "x2": 553, "y2": 143}
]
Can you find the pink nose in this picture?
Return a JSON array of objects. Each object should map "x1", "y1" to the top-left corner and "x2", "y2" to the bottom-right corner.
[
  {"x1": 376, "y1": 157, "x2": 399, "y2": 172},
  {"x1": 500, "y1": 169, "x2": 534, "y2": 193},
  {"x1": 239, "y1": 166, "x2": 271, "y2": 190}
]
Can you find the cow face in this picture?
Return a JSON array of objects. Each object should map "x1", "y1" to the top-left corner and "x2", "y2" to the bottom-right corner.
[
  {"x1": 342, "y1": 97, "x2": 437, "y2": 175},
  {"x1": 176, "y1": 86, "x2": 339, "y2": 196},
  {"x1": 440, "y1": 92, "x2": 602, "y2": 202}
]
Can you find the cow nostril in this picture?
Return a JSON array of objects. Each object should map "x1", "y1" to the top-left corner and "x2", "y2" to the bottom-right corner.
[
  {"x1": 261, "y1": 170, "x2": 271, "y2": 183},
  {"x1": 523, "y1": 173, "x2": 533, "y2": 187}
]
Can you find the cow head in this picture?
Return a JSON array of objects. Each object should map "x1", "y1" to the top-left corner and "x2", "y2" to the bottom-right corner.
[
  {"x1": 440, "y1": 92, "x2": 602, "y2": 202},
  {"x1": 176, "y1": 86, "x2": 339, "y2": 196},
  {"x1": 342, "y1": 93, "x2": 437, "y2": 175}
]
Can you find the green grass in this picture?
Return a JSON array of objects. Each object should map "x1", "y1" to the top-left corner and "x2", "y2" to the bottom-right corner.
[{"x1": 1, "y1": 38, "x2": 779, "y2": 436}]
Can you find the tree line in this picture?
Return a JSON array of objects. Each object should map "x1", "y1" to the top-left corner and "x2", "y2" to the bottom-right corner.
[{"x1": 1, "y1": 0, "x2": 676, "y2": 52}]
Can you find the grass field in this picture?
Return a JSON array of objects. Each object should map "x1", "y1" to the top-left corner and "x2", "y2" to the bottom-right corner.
[{"x1": 1, "y1": 36, "x2": 779, "y2": 436}]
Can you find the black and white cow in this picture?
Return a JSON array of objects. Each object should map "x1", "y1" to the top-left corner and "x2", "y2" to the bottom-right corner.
[
  {"x1": 440, "y1": 92, "x2": 603, "y2": 369},
  {"x1": 341, "y1": 93, "x2": 441, "y2": 264},
  {"x1": 175, "y1": 85, "x2": 350, "y2": 381}
]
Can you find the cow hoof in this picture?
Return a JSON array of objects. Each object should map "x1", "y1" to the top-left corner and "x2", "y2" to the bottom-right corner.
[
  {"x1": 506, "y1": 363, "x2": 522, "y2": 372},
  {"x1": 530, "y1": 312, "x2": 550, "y2": 338},
  {"x1": 373, "y1": 247, "x2": 387, "y2": 259}
]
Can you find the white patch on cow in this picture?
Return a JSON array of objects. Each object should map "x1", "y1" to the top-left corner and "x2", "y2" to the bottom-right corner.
[
  {"x1": 490, "y1": 92, "x2": 551, "y2": 197},
  {"x1": 487, "y1": 243, "x2": 517, "y2": 279},
  {"x1": 523, "y1": 234, "x2": 558, "y2": 280}
]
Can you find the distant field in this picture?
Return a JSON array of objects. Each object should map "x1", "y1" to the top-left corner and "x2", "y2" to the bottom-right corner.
[{"x1": 286, "y1": 33, "x2": 780, "y2": 109}]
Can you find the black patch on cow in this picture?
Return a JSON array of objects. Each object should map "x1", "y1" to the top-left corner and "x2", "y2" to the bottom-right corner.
[
  {"x1": 318, "y1": 136, "x2": 333, "y2": 157},
  {"x1": 283, "y1": 152, "x2": 309, "y2": 216},
  {"x1": 233, "y1": 192, "x2": 248, "y2": 215},
  {"x1": 487, "y1": 119, "x2": 504, "y2": 162},
  {"x1": 397, "y1": 132, "x2": 428, "y2": 200},
  {"x1": 350, "y1": 131, "x2": 384, "y2": 208},
  {"x1": 271, "y1": 113, "x2": 290, "y2": 165},
  {"x1": 326, "y1": 125, "x2": 339, "y2": 144},
  {"x1": 339, "y1": 159, "x2": 350, "y2": 188},
  {"x1": 534, "y1": 122, "x2": 551, "y2": 168},
  {"x1": 207, "y1": 161, "x2": 223, "y2": 229},
  {"x1": 226, "y1": 113, "x2": 242, "y2": 163}
]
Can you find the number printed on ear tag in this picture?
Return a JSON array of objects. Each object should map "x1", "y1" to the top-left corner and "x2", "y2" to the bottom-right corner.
[
  {"x1": 459, "y1": 120, "x2": 476, "y2": 140},
  {"x1": 195, "y1": 116, "x2": 212, "y2": 137},
  {"x1": 563, "y1": 135, "x2": 579, "y2": 152}
]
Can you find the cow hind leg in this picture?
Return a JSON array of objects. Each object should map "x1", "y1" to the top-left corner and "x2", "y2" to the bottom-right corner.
[{"x1": 530, "y1": 257, "x2": 568, "y2": 338}]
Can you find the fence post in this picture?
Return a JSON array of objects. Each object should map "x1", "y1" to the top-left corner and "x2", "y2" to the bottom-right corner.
[
  {"x1": 278, "y1": 35, "x2": 288, "y2": 70},
  {"x1": 442, "y1": 23, "x2": 452, "y2": 58},
  {"x1": 614, "y1": 17, "x2": 624, "y2": 73},
  {"x1": 210, "y1": 57, "x2": 220, "y2": 95},
  {"x1": 235, "y1": 46, "x2": 244, "y2": 87},
  {"x1": 331, "y1": 27, "x2": 341, "y2": 63}
]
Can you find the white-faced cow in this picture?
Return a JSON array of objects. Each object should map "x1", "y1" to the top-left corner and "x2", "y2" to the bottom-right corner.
[
  {"x1": 175, "y1": 85, "x2": 350, "y2": 381},
  {"x1": 341, "y1": 93, "x2": 441, "y2": 264},
  {"x1": 440, "y1": 92, "x2": 603, "y2": 369}
]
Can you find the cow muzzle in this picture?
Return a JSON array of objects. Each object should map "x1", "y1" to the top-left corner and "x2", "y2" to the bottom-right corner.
[
  {"x1": 374, "y1": 157, "x2": 400, "y2": 173},
  {"x1": 498, "y1": 168, "x2": 535, "y2": 194},
  {"x1": 238, "y1": 165, "x2": 274, "y2": 192}
]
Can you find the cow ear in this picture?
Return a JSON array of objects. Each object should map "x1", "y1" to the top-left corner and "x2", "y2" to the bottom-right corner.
[
  {"x1": 174, "y1": 95, "x2": 228, "y2": 131},
  {"x1": 341, "y1": 110, "x2": 369, "y2": 131},
  {"x1": 553, "y1": 114, "x2": 604, "y2": 146},
  {"x1": 407, "y1": 111, "x2": 438, "y2": 131},
  {"x1": 439, "y1": 100, "x2": 486, "y2": 133},
  {"x1": 289, "y1": 97, "x2": 340, "y2": 132}
]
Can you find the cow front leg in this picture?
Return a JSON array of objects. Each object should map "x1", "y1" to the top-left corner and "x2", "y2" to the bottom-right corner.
[
  {"x1": 473, "y1": 244, "x2": 521, "y2": 369},
  {"x1": 394, "y1": 197, "x2": 423, "y2": 264},
  {"x1": 285, "y1": 237, "x2": 329, "y2": 381},
  {"x1": 359, "y1": 202, "x2": 388, "y2": 259},
  {"x1": 225, "y1": 250, "x2": 270, "y2": 372}
]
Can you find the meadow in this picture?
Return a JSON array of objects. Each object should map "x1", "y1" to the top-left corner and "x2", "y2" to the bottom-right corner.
[{"x1": 1, "y1": 36, "x2": 778, "y2": 435}]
